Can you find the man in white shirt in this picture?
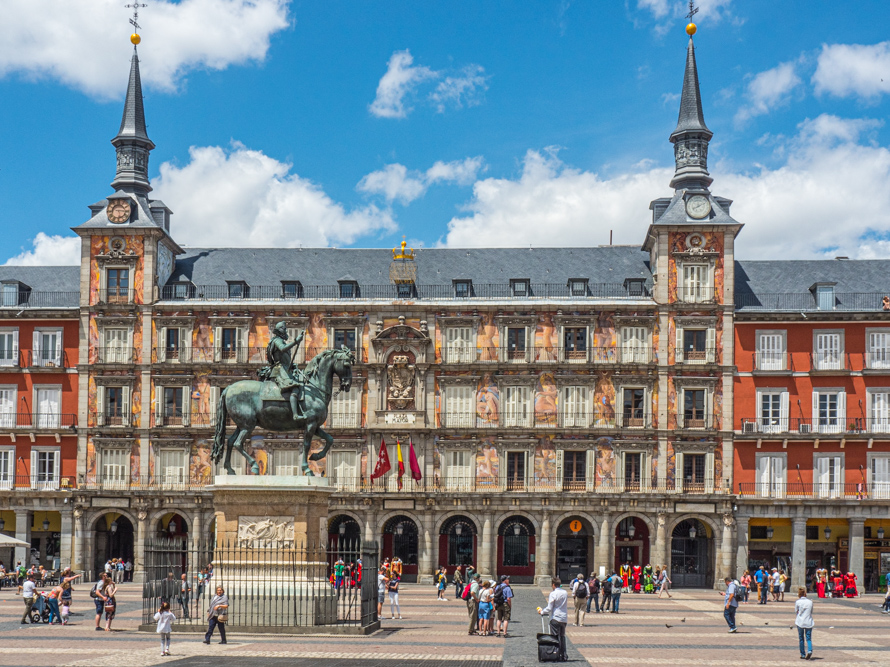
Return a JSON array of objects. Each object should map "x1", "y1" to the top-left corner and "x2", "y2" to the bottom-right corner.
[
  {"x1": 539, "y1": 577, "x2": 569, "y2": 661},
  {"x1": 794, "y1": 587, "x2": 814, "y2": 660},
  {"x1": 20, "y1": 573, "x2": 37, "y2": 624}
]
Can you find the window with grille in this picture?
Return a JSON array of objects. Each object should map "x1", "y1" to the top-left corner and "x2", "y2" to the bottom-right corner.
[
  {"x1": 227, "y1": 281, "x2": 247, "y2": 298},
  {"x1": 106, "y1": 268, "x2": 129, "y2": 302},
  {"x1": 445, "y1": 386, "x2": 474, "y2": 427},
  {"x1": 105, "y1": 386, "x2": 125, "y2": 425},
  {"x1": 511, "y1": 280, "x2": 529, "y2": 297},
  {"x1": 453, "y1": 280, "x2": 472, "y2": 298},
  {"x1": 506, "y1": 451, "x2": 526, "y2": 490},
  {"x1": 506, "y1": 327, "x2": 527, "y2": 361},
  {"x1": 683, "y1": 453, "x2": 706, "y2": 489},
  {"x1": 339, "y1": 282, "x2": 357, "y2": 298},
  {"x1": 396, "y1": 283, "x2": 414, "y2": 298},
  {"x1": 220, "y1": 328, "x2": 240, "y2": 361},
  {"x1": 683, "y1": 329, "x2": 707, "y2": 362},
  {"x1": 281, "y1": 281, "x2": 301, "y2": 298},
  {"x1": 569, "y1": 279, "x2": 588, "y2": 296},
  {"x1": 563, "y1": 327, "x2": 587, "y2": 361},
  {"x1": 624, "y1": 453, "x2": 642, "y2": 489},
  {"x1": 1, "y1": 284, "x2": 18, "y2": 306},
  {"x1": 163, "y1": 387, "x2": 185, "y2": 425},
  {"x1": 333, "y1": 328, "x2": 357, "y2": 352}
]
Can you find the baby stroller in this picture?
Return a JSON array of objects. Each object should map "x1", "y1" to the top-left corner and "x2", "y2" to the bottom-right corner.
[{"x1": 30, "y1": 594, "x2": 51, "y2": 624}]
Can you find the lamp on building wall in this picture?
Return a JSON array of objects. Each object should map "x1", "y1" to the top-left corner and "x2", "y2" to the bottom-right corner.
[
  {"x1": 823, "y1": 526, "x2": 832, "y2": 541},
  {"x1": 628, "y1": 522, "x2": 636, "y2": 539},
  {"x1": 766, "y1": 523, "x2": 774, "y2": 540},
  {"x1": 168, "y1": 519, "x2": 177, "y2": 535},
  {"x1": 689, "y1": 523, "x2": 698, "y2": 539},
  {"x1": 110, "y1": 520, "x2": 118, "y2": 534},
  {"x1": 396, "y1": 523, "x2": 404, "y2": 536},
  {"x1": 455, "y1": 523, "x2": 463, "y2": 536},
  {"x1": 513, "y1": 524, "x2": 521, "y2": 536},
  {"x1": 42, "y1": 513, "x2": 50, "y2": 532},
  {"x1": 878, "y1": 527, "x2": 885, "y2": 540},
  {"x1": 338, "y1": 522, "x2": 346, "y2": 536}
]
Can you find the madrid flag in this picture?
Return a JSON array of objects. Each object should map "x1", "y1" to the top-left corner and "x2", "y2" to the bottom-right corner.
[{"x1": 371, "y1": 437, "x2": 391, "y2": 479}]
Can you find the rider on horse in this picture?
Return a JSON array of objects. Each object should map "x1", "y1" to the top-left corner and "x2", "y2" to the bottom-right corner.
[{"x1": 260, "y1": 321, "x2": 305, "y2": 420}]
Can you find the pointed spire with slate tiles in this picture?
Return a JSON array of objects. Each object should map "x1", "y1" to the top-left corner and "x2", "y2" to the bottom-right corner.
[
  {"x1": 111, "y1": 46, "x2": 155, "y2": 194},
  {"x1": 669, "y1": 36, "x2": 713, "y2": 192}
]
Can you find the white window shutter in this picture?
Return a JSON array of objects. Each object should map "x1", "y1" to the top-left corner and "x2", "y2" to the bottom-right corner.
[
  {"x1": 30, "y1": 449, "x2": 37, "y2": 489},
  {"x1": 705, "y1": 451, "x2": 715, "y2": 493},
  {"x1": 812, "y1": 391, "x2": 819, "y2": 426},
  {"x1": 498, "y1": 451, "x2": 507, "y2": 490},
  {"x1": 525, "y1": 450, "x2": 533, "y2": 490},
  {"x1": 838, "y1": 392, "x2": 846, "y2": 427},
  {"x1": 210, "y1": 386, "x2": 219, "y2": 427},
  {"x1": 156, "y1": 384, "x2": 163, "y2": 426},
  {"x1": 675, "y1": 451, "x2": 684, "y2": 492},
  {"x1": 213, "y1": 327, "x2": 222, "y2": 362},
  {"x1": 32, "y1": 330, "x2": 40, "y2": 364},
  {"x1": 780, "y1": 391, "x2": 789, "y2": 431},
  {"x1": 12, "y1": 330, "x2": 19, "y2": 366},
  {"x1": 706, "y1": 327, "x2": 716, "y2": 363},
  {"x1": 96, "y1": 385, "x2": 105, "y2": 426},
  {"x1": 122, "y1": 386, "x2": 130, "y2": 427},
  {"x1": 641, "y1": 452, "x2": 651, "y2": 491},
  {"x1": 757, "y1": 456, "x2": 770, "y2": 495},
  {"x1": 158, "y1": 327, "x2": 167, "y2": 362},
  {"x1": 182, "y1": 385, "x2": 191, "y2": 426},
  {"x1": 555, "y1": 449, "x2": 564, "y2": 490},
  {"x1": 53, "y1": 451, "x2": 59, "y2": 484},
  {"x1": 706, "y1": 389, "x2": 713, "y2": 429},
  {"x1": 53, "y1": 331, "x2": 62, "y2": 365},
  {"x1": 675, "y1": 324, "x2": 684, "y2": 363}
]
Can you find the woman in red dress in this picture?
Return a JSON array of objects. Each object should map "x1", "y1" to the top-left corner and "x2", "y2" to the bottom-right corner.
[
  {"x1": 620, "y1": 563, "x2": 631, "y2": 591},
  {"x1": 832, "y1": 571, "x2": 845, "y2": 597},
  {"x1": 844, "y1": 571, "x2": 858, "y2": 597},
  {"x1": 632, "y1": 565, "x2": 642, "y2": 593},
  {"x1": 815, "y1": 567, "x2": 827, "y2": 598}
]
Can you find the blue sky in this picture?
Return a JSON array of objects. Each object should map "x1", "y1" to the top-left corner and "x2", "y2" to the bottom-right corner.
[{"x1": 3, "y1": 0, "x2": 890, "y2": 265}]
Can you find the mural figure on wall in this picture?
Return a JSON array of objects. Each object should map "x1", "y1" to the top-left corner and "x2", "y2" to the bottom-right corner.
[
  {"x1": 535, "y1": 373, "x2": 558, "y2": 426},
  {"x1": 477, "y1": 375, "x2": 499, "y2": 425}
]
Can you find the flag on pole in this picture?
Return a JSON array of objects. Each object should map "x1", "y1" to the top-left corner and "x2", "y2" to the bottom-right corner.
[
  {"x1": 408, "y1": 437, "x2": 422, "y2": 482},
  {"x1": 396, "y1": 439, "x2": 405, "y2": 490},
  {"x1": 371, "y1": 437, "x2": 391, "y2": 479}
]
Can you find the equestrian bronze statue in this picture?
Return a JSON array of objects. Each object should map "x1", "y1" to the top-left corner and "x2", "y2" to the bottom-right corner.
[{"x1": 211, "y1": 324, "x2": 355, "y2": 476}]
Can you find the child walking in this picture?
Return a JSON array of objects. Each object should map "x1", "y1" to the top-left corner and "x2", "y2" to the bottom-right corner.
[{"x1": 154, "y1": 601, "x2": 176, "y2": 656}]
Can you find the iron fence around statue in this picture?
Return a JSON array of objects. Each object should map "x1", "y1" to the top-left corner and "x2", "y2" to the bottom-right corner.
[{"x1": 141, "y1": 538, "x2": 378, "y2": 633}]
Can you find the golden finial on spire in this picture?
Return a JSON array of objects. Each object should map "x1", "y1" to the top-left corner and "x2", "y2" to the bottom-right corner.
[
  {"x1": 126, "y1": 3, "x2": 147, "y2": 44},
  {"x1": 686, "y1": 0, "x2": 698, "y2": 35},
  {"x1": 392, "y1": 236, "x2": 416, "y2": 261}
]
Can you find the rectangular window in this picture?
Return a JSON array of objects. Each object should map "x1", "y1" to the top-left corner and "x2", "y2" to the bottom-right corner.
[
  {"x1": 0, "y1": 448, "x2": 13, "y2": 490},
  {"x1": 396, "y1": 283, "x2": 414, "y2": 298},
  {"x1": 103, "y1": 328, "x2": 130, "y2": 364},
  {"x1": 867, "y1": 331, "x2": 890, "y2": 369},
  {"x1": 227, "y1": 282, "x2": 247, "y2": 299},
  {"x1": 339, "y1": 282, "x2": 357, "y2": 298},
  {"x1": 757, "y1": 332, "x2": 786, "y2": 371},
  {"x1": 104, "y1": 386, "x2": 125, "y2": 426},
  {"x1": 562, "y1": 450, "x2": 586, "y2": 489},
  {"x1": 106, "y1": 268, "x2": 129, "y2": 303},
  {"x1": 814, "y1": 332, "x2": 842, "y2": 370},
  {"x1": 872, "y1": 455, "x2": 890, "y2": 499},
  {"x1": 446, "y1": 450, "x2": 473, "y2": 491},
  {"x1": 815, "y1": 455, "x2": 842, "y2": 499},
  {"x1": 624, "y1": 452, "x2": 642, "y2": 490},
  {"x1": 620, "y1": 327, "x2": 648, "y2": 363},
  {"x1": 329, "y1": 388, "x2": 360, "y2": 428},
  {"x1": 445, "y1": 385, "x2": 474, "y2": 428},
  {"x1": 681, "y1": 264, "x2": 710, "y2": 302},
  {"x1": 750, "y1": 526, "x2": 768, "y2": 540},
  {"x1": 35, "y1": 387, "x2": 61, "y2": 428},
  {"x1": 158, "y1": 449, "x2": 187, "y2": 487},
  {"x1": 444, "y1": 326, "x2": 474, "y2": 363},
  {"x1": 757, "y1": 390, "x2": 788, "y2": 433},
  {"x1": 166, "y1": 327, "x2": 180, "y2": 352},
  {"x1": 683, "y1": 389, "x2": 706, "y2": 428},
  {"x1": 34, "y1": 330, "x2": 62, "y2": 367},
  {"x1": 757, "y1": 454, "x2": 786, "y2": 498},
  {"x1": 1, "y1": 283, "x2": 18, "y2": 307},
  {"x1": 622, "y1": 388, "x2": 646, "y2": 428},
  {"x1": 511, "y1": 280, "x2": 529, "y2": 297},
  {"x1": 0, "y1": 386, "x2": 15, "y2": 428},
  {"x1": 327, "y1": 450, "x2": 358, "y2": 491},
  {"x1": 333, "y1": 328, "x2": 357, "y2": 352},
  {"x1": 563, "y1": 327, "x2": 587, "y2": 362},
  {"x1": 816, "y1": 285, "x2": 835, "y2": 310},
  {"x1": 506, "y1": 451, "x2": 526, "y2": 490},
  {"x1": 682, "y1": 453, "x2": 706, "y2": 491},
  {"x1": 682, "y1": 329, "x2": 712, "y2": 364},
  {"x1": 814, "y1": 390, "x2": 844, "y2": 434},
  {"x1": 453, "y1": 280, "x2": 471, "y2": 298},
  {"x1": 172, "y1": 283, "x2": 190, "y2": 299},
  {"x1": 506, "y1": 327, "x2": 527, "y2": 361},
  {"x1": 33, "y1": 449, "x2": 60, "y2": 490},
  {"x1": 274, "y1": 449, "x2": 299, "y2": 476},
  {"x1": 162, "y1": 387, "x2": 184, "y2": 425},
  {"x1": 502, "y1": 385, "x2": 530, "y2": 427},
  {"x1": 281, "y1": 281, "x2": 301, "y2": 299},
  {"x1": 869, "y1": 390, "x2": 890, "y2": 433},
  {"x1": 101, "y1": 448, "x2": 129, "y2": 488},
  {"x1": 569, "y1": 280, "x2": 587, "y2": 296},
  {"x1": 561, "y1": 386, "x2": 589, "y2": 427},
  {"x1": 221, "y1": 328, "x2": 239, "y2": 361},
  {"x1": 0, "y1": 330, "x2": 18, "y2": 367}
]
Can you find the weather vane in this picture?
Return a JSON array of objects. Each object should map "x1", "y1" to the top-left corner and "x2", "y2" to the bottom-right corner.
[
  {"x1": 685, "y1": 1, "x2": 698, "y2": 36},
  {"x1": 126, "y1": 3, "x2": 147, "y2": 45}
]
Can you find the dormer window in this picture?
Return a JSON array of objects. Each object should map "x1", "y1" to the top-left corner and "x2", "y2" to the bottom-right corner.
[
  {"x1": 568, "y1": 279, "x2": 588, "y2": 297},
  {"x1": 811, "y1": 283, "x2": 836, "y2": 311},
  {"x1": 624, "y1": 278, "x2": 646, "y2": 297},
  {"x1": 1, "y1": 282, "x2": 23, "y2": 307},
  {"x1": 281, "y1": 281, "x2": 302, "y2": 299},
  {"x1": 339, "y1": 281, "x2": 358, "y2": 298},
  {"x1": 170, "y1": 282, "x2": 192, "y2": 300},
  {"x1": 511, "y1": 280, "x2": 530, "y2": 297},
  {"x1": 227, "y1": 281, "x2": 248, "y2": 299},
  {"x1": 396, "y1": 283, "x2": 415, "y2": 299},
  {"x1": 454, "y1": 280, "x2": 472, "y2": 298}
]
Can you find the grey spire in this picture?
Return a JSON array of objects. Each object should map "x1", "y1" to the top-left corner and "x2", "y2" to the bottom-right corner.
[
  {"x1": 111, "y1": 46, "x2": 155, "y2": 194},
  {"x1": 669, "y1": 37, "x2": 712, "y2": 192}
]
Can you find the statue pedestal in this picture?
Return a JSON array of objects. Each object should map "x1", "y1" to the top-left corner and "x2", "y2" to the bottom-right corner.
[{"x1": 208, "y1": 475, "x2": 341, "y2": 631}]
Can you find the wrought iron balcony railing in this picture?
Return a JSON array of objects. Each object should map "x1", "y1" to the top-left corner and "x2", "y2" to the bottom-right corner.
[
  {"x1": 0, "y1": 475, "x2": 77, "y2": 491},
  {"x1": 736, "y1": 291, "x2": 890, "y2": 312},
  {"x1": 0, "y1": 412, "x2": 77, "y2": 429},
  {"x1": 96, "y1": 346, "x2": 136, "y2": 364},
  {"x1": 0, "y1": 291, "x2": 79, "y2": 308},
  {"x1": 96, "y1": 288, "x2": 135, "y2": 305},
  {"x1": 737, "y1": 482, "x2": 880, "y2": 500},
  {"x1": 740, "y1": 417, "x2": 890, "y2": 435}
]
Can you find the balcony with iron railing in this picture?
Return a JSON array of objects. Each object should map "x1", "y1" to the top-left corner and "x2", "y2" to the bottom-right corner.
[
  {"x1": 810, "y1": 352, "x2": 851, "y2": 372},
  {"x1": 437, "y1": 411, "x2": 654, "y2": 430},
  {"x1": 0, "y1": 475, "x2": 77, "y2": 491},
  {"x1": 150, "y1": 346, "x2": 359, "y2": 365},
  {"x1": 676, "y1": 413, "x2": 714, "y2": 431},
  {"x1": 737, "y1": 482, "x2": 884, "y2": 500},
  {"x1": 96, "y1": 288, "x2": 135, "y2": 305},
  {"x1": 159, "y1": 282, "x2": 652, "y2": 302},
  {"x1": 740, "y1": 417, "x2": 890, "y2": 436},
  {"x1": 0, "y1": 412, "x2": 77, "y2": 430},
  {"x1": 677, "y1": 347, "x2": 716, "y2": 365},
  {"x1": 675, "y1": 286, "x2": 718, "y2": 304},
  {"x1": 96, "y1": 346, "x2": 137, "y2": 364},
  {"x1": 440, "y1": 346, "x2": 654, "y2": 365},
  {"x1": 0, "y1": 291, "x2": 79, "y2": 309},
  {"x1": 863, "y1": 352, "x2": 890, "y2": 372},
  {"x1": 753, "y1": 351, "x2": 794, "y2": 373},
  {"x1": 24, "y1": 350, "x2": 71, "y2": 370},
  {"x1": 736, "y1": 291, "x2": 890, "y2": 312}
]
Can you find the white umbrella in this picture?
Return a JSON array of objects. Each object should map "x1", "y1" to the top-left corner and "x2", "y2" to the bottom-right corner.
[{"x1": 0, "y1": 533, "x2": 31, "y2": 548}]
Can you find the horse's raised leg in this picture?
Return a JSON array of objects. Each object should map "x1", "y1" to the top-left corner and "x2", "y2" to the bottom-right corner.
[
  {"x1": 301, "y1": 421, "x2": 318, "y2": 475},
  {"x1": 232, "y1": 425, "x2": 260, "y2": 475},
  {"x1": 223, "y1": 429, "x2": 241, "y2": 475},
  {"x1": 308, "y1": 426, "x2": 335, "y2": 462}
]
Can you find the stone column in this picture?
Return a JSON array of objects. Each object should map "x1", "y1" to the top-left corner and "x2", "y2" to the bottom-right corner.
[
  {"x1": 720, "y1": 513, "x2": 735, "y2": 587},
  {"x1": 14, "y1": 510, "x2": 31, "y2": 566},
  {"x1": 536, "y1": 514, "x2": 552, "y2": 585},
  {"x1": 418, "y1": 512, "x2": 434, "y2": 584},
  {"x1": 59, "y1": 509, "x2": 73, "y2": 570},
  {"x1": 363, "y1": 506, "x2": 376, "y2": 544},
  {"x1": 191, "y1": 510, "x2": 203, "y2": 553},
  {"x1": 735, "y1": 516, "x2": 749, "y2": 579},
  {"x1": 848, "y1": 518, "x2": 865, "y2": 581},
  {"x1": 594, "y1": 516, "x2": 612, "y2": 577},
  {"x1": 133, "y1": 510, "x2": 148, "y2": 584},
  {"x1": 72, "y1": 506, "x2": 85, "y2": 572},
  {"x1": 791, "y1": 517, "x2": 808, "y2": 591},
  {"x1": 479, "y1": 515, "x2": 493, "y2": 579},
  {"x1": 653, "y1": 513, "x2": 667, "y2": 570}
]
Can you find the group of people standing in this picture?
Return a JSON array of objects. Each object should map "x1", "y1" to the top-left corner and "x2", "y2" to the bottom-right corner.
[
  {"x1": 103, "y1": 558, "x2": 132, "y2": 583},
  {"x1": 461, "y1": 571, "x2": 514, "y2": 637},
  {"x1": 331, "y1": 558, "x2": 362, "y2": 589}
]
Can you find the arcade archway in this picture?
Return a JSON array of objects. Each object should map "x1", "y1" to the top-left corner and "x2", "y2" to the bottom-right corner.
[
  {"x1": 670, "y1": 518, "x2": 713, "y2": 588},
  {"x1": 497, "y1": 516, "x2": 536, "y2": 583},
  {"x1": 556, "y1": 517, "x2": 593, "y2": 583},
  {"x1": 614, "y1": 515, "x2": 650, "y2": 572},
  {"x1": 382, "y1": 515, "x2": 419, "y2": 581},
  {"x1": 93, "y1": 513, "x2": 134, "y2": 577},
  {"x1": 438, "y1": 515, "x2": 477, "y2": 569}
]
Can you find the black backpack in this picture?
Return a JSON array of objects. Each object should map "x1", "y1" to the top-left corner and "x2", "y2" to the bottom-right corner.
[
  {"x1": 602, "y1": 578, "x2": 612, "y2": 595},
  {"x1": 574, "y1": 581, "x2": 588, "y2": 598},
  {"x1": 493, "y1": 583, "x2": 506, "y2": 606}
]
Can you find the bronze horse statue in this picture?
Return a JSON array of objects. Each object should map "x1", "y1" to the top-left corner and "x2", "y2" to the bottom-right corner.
[{"x1": 212, "y1": 347, "x2": 355, "y2": 475}]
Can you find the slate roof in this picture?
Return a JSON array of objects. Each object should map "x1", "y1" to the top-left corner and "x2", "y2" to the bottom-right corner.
[
  {"x1": 735, "y1": 259, "x2": 890, "y2": 295},
  {"x1": 652, "y1": 191, "x2": 741, "y2": 226},
  {"x1": 168, "y1": 246, "x2": 653, "y2": 287},
  {"x1": 671, "y1": 37, "x2": 711, "y2": 140},
  {"x1": 113, "y1": 48, "x2": 153, "y2": 147},
  {"x1": 0, "y1": 266, "x2": 80, "y2": 292}
]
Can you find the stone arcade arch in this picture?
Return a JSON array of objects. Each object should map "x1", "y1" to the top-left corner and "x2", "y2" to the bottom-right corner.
[
  {"x1": 92, "y1": 512, "x2": 134, "y2": 576},
  {"x1": 555, "y1": 516, "x2": 595, "y2": 583},
  {"x1": 438, "y1": 515, "x2": 478, "y2": 569},
  {"x1": 382, "y1": 515, "x2": 420, "y2": 581},
  {"x1": 613, "y1": 514, "x2": 651, "y2": 572},
  {"x1": 670, "y1": 517, "x2": 715, "y2": 588},
  {"x1": 497, "y1": 515, "x2": 536, "y2": 583}
]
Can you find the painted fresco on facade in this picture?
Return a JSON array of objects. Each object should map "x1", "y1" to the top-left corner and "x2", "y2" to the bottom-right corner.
[
  {"x1": 129, "y1": 440, "x2": 140, "y2": 481},
  {"x1": 84, "y1": 437, "x2": 96, "y2": 484},
  {"x1": 478, "y1": 312, "x2": 497, "y2": 361},
  {"x1": 593, "y1": 312, "x2": 616, "y2": 349},
  {"x1": 666, "y1": 442, "x2": 676, "y2": 486},
  {"x1": 595, "y1": 372, "x2": 616, "y2": 426},
  {"x1": 476, "y1": 439, "x2": 498, "y2": 486},
  {"x1": 595, "y1": 439, "x2": 615, "y2": 486},
  {"x1": 535, "y1": 373, "x2": 557, "y2": 425},
  {"x1": 535, "y1": 314, "x2": 558, "y2": 361},
  {"x1": 477, "y1": 374, "x2": 499, "y2": 425},
  {"x1": 535, "y1": 436, "x2": 557, "y2": 484},
  {"x1": 190, "y1": 440, "x2": 212, "y2": 484}
]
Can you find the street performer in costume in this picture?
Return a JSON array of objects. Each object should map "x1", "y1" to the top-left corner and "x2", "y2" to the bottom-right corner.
[
  {"x1": 620, "y1": 562, "x2": 631, "y2": 592},
  {"x1": 844, "y1": 571, "x2": 858, "y2": 597},
  {"x1": 815, "y1": 566, "x2": 827, "y2": 598},
  {"x1": 632, "y1": 564, "x2": 642, "y2": 593},
  {"x1": 259, "y1": 322, "x2": 305, "y2": 420}
]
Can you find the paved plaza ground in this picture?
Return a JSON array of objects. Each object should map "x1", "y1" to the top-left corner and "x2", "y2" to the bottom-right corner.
[{"x1": 1, "y1": 583, "x2": 888, "y2": 667}]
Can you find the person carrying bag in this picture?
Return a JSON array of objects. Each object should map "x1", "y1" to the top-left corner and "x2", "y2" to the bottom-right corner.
[{"x1": 203, "y1": 585, "x2": 229, "y2": 644}]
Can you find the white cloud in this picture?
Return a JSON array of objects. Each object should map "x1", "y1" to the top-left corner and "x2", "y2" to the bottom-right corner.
[
  {"x1": 153, "y1": 143, "x2": 395, "y2": 248},
  {"x1": 368, "y1": 50, "x2": 437, "y2": 119},
  {"x1": 4, "y1": 233, "x2": 80, "y2": 266},
  {"x1": 813, "y1": 41, "x2": 890, "y2": 101},
  {"x1": 735, "y1": 61, "x2": 802, "y2": 124},
  {"x1": 369, "y1": 50, "x2": 488, "y2": 118},
  {"x1": 429, "y1": 65, "x2": 489, "y2": 113},
  {"x1": 444, "y1": 116, "x2": 890, "y2": 260},
  {"x1": 0, "y1": 0, "x2": 289, "y2": 98},
  {"x1": 358, "y1": 157, "x2": 485, "y2": 204}
]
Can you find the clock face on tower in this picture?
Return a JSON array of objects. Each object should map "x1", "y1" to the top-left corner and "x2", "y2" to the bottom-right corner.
[
  {"x1": 685, "y1": 194, "x2": 711, "y2": 219},
  {"x1": 106, "y1": 199, "x2": 131, "y2": 224}
]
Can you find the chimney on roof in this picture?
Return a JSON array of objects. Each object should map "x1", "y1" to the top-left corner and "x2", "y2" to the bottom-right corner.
[{"x1": 835, "y1": 256, "x2": 849, "y2": 260}]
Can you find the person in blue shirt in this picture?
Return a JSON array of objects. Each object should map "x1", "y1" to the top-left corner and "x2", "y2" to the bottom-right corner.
[
  {"x1": 723, "y1": 577, "x2": 739, "y2": 633},
  {"x1": 754, "y1": 566, "x2": 768, "y2": 604}
]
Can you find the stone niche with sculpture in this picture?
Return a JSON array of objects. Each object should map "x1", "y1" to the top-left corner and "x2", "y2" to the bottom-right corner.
[{"x1": 371, "y1": 316, "x2": 431, "y2": 427}]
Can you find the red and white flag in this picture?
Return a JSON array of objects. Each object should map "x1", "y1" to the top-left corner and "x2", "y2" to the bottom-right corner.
[{"x1": 370, "y1": 437, "x2": 391, "y2": 479}]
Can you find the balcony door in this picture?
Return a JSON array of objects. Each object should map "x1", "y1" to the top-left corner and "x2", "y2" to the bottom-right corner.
[
  {"x1": 757, "y1": 455, "x2": 786, "y2": 498},
  {"x1": 35, "y1": 387, "x2": 60, "y2": 428}
]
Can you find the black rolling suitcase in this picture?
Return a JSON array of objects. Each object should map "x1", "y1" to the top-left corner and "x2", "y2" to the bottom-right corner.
[{"x1": 537, "y1": 615, "x2": 561, "y2": 662}]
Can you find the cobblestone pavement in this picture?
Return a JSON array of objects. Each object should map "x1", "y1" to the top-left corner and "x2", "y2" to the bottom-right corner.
[{"x1": 1, "y1": 583, "x2": 888, "y2": 666}]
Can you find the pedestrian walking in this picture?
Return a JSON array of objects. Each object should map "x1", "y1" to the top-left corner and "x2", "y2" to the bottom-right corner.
[
  {"x1": 571, "y1": 573, "x2": 588, "y2": 626},
  {"x1": 657, "y1": 567, "x2": 673, "y2": 598},
  {"x1": 154, "y1": 601, "x2": 176, "y2": 656},
  {"x1": 586, "y1": 573, "x2": 600, "y2": 613},
  {"x1": 723, "y1": 577, "x2": 739, "y2": 633},
  {"x1": 437, "y1": 567, "x2": 448, "y2": 600},
  {"x1": 453, "y1": 565, "x2": 464, "y2": 599},
  {"x1": 601, "y1": 572, "x2": 612, "y2": 611},
  {"x1": 610, "y1": 571, "x2": 622, "y2": 613},
  {"x1": 755, "y1": 566, "x2": 767, "y2": 604},
  {"x1": 100, "y1": 577, "x2": 117, "y2": 631},
  {"x1": 770, "y1": 568, "x2": 781, "y2": 602},
  {"x1": 466, "y1": 574, "x2": 481, "y2": 635},
  {"x1": 203, "y1": 585, "x2": 229, "y2": 644},
  {"x1": 179, "y1": 573, "x2": 192, "y2": 619},
  {"x1": 388, "y1": 576, "x2": 401, "y2": 619},
  {"x1": 20, "y1": 573, "x2": 36, "y2": 625},
  {"x1": 494, "y1": 575, "x2": 513, "y2": 637},
  {"x1": 739, "y1": 570, "x2": 751, "y2": 603},
  {"x1": 779, "y1": 570, "x2": 787, "y2": 601},
  {"x1": 538, "y1": 577, "x2": 569, "y2": 662},
  {"x1": 125, "y1": 559, "x2": 133, "y2": 582},
  {"x1": 795, "y1": 587, "x2": 814, "y2": 659}
]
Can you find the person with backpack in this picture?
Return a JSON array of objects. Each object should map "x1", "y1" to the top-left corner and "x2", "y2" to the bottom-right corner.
[
  {"x1": 601, "y1": 572, "x2": 612, "y2": 612},
  {"x1": 494, "y1": 575, "x2": 513, "y2": 637},
  {"x1": 571, "y1": 573, "x2": 588, "y2": 626},
  {"x1": 464, "y1": 574, "x2": 481, "y2": 635},
  {"x1": 610, "y1": 571, "x2": 623, "y2": 613},
  {"x1": 586, "y1": 573, "x2": 600, "y2": 613}
]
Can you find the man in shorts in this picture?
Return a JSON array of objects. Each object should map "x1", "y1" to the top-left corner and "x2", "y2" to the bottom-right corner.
[
  {"x1": 495, "y1": 575, "x2": 513, "y2": 637},
  {"x1": 377, "y1": 567, "x2": 388, "y2": 618}
]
